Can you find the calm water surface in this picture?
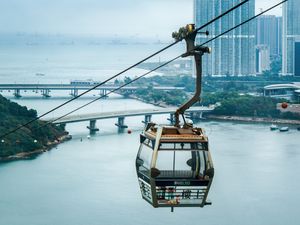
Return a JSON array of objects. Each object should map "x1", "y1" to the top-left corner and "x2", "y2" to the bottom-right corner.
[
  {"x1": 0, "y1": 96, "x2": 299, "y2": 225},
  {"x1": 0, "y1": 44, "x2": 300, "y2": 225}
]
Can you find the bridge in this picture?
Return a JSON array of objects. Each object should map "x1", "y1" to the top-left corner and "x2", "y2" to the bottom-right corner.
[
  {"x1": 0, "y1": 83, "x2": 184, "y2": 98},
  {"x1": 46, "y1": 106, "x2": 214, "y2": 134}
]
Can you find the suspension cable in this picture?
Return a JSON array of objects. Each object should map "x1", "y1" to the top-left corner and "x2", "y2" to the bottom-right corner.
[
  {"x1": 29, "y1": 0, "x2": 288, "y2": 134},
  {"x1": 41, "y1": 56, "x2": 182, "y2": 127},
  {"x1": 5, "y1": 0, "x2": 286, "y2": 140}
]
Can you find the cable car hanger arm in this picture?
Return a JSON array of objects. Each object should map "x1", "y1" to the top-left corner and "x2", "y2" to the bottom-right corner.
[{"x1": 173, "y1": 25, "x2": 211, "y2": 127}]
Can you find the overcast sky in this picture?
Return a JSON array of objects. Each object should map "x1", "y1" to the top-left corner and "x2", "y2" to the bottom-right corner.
[{"x1": 0, "y1": 0, "x2": 282, "y2": 39}]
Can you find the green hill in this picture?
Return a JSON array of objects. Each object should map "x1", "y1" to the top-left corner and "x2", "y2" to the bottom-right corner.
[{"x1": 0, "y1": 95, "x2": 67, "y2": 159}]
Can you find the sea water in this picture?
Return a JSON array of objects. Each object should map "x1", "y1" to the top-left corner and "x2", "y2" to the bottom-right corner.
[{"x1": 0, "y1": 43, "x2": 300, "y2": 225}]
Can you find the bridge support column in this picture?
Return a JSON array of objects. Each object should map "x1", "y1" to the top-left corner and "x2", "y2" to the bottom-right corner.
[
  {"x1": 99, "y1": 89, "x2": 108, "y2": 98},
  {"x1": 199, "y1": 112, "x2": 203, "y2": 119},
  {"x1": 189, "y1": 112, "x2": 203, "y2": 121},
  {"x1": 70, "y1": 89, "x2": 78, "y2": 97},
  {"x1": 42, "y1": 89, "x2": 51, "y2": 97},
  {"x1": 168, "y1": 113, "x2": 175, "y2": 125},
  {"x1": 14, "y1": 89, "x2": 21, "y2": 98},
  {"x1": 87, "y1": 120, "x2": 99, "y2": 135},
  {"x1": 115, "y1": 117, "x2": 128, "y2": 132},
  {"x1": 142, "y1": 114, "x2": 152, "y2": 124},
  {"x1": 188, "y1": 112, "x2": 195, "y2": 120}
]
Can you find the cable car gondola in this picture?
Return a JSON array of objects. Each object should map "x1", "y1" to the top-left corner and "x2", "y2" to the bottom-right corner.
[{"x1": 136, "y1": 24, "x2": 214, "y2": 209}]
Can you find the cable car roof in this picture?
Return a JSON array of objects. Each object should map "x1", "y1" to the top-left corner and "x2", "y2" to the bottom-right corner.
[{"x1": 143, "y1": 123, "x2": 208, "y2": 143}]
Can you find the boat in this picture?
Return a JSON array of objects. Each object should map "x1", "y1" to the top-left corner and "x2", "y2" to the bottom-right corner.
[
  {"x1": 270, "y1": 124, "x2": 278, "y2": 131},
  {"x1": 279, "y1": 127, "x2": 289, "y2": 132},
  {"x1": 35, "y1": 73, "x2": 45, "y2": 76},
  {"x1": 297, "y1": 127, "x2": 300, "y2": 131}
]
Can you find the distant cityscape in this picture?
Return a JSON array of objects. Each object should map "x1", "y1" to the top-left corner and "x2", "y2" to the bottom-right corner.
[
  {"x1": 194, "y1": 0, "x2": 300, "y2": 77},
  {"x1": 0, "y1": 1, "x2": 299, "y2": 77}
]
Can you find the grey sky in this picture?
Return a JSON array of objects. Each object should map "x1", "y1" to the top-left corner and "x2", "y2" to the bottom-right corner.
[{"x1": 0, "y1": 0, "x2": 282, "y2": 39}]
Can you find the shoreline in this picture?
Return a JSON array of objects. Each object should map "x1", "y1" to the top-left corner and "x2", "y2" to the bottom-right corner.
[
  {"x1": 206, "y1": 115, "x2": 300, "y2": 125},
  {"x1": 0, "y1": 134, "x2": 72, "y2": 162},
  {"x1": 2, "y1": 96, "x2": 299, "y2": 162},
  {"x1": 126, "y1": 94, "x2": 300, "y2": 126}
]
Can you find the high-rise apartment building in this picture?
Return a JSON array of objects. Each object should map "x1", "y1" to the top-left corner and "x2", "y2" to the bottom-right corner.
[
  {"x1": 256, "y1": 45, "x2": 270, "y2": 74},
  {"x1": 282, "y1": 0, "x2": 300, "y2": 76},
  {"x1": 194, "y1": 0, "x2": 255, "y2": 76},
  {"x1": 256, "y1": 15, "x2": 282, "y2": 57}
]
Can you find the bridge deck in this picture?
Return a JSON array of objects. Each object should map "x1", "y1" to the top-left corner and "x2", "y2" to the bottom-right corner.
[
  {"x1": 0, "y1": 84, "x2": 184, "y2": 91},
  {"x1": 46, "y1": 107, "x2": 213, "y2": 124}
]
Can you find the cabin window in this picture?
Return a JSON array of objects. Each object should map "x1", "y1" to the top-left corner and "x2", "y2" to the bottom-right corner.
[
  {"x1": 138, "y1": 142, "x2": 153, "y2": 170},
  {"x1": 155, "y1": 150, "x2": 207, "y2": 178},
  {"x1": 159, "y1": 142, "x2": 208, "y2": 151}
]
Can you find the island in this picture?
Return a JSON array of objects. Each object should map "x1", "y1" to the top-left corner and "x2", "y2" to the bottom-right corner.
[{"x1": 0, "y1": 95, "x2": 71, "y2": 161}]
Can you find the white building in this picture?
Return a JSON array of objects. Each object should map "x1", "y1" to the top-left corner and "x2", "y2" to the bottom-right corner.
[
  {"x1": 264, "y1": 82, "x2": 300, "y2": 101},
  {"x1": 256, "y1": 45, "x2": 270, "y2": 74}
]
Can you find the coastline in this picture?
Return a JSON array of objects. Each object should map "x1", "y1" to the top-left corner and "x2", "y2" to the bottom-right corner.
[
  {"x1": 3, "y1": 95, "x2": 298, "y2": 162},
  {"x1": 0, "y1": 134, "x2": 72, "y2": 162},
  {"x1": 206, "y1": 115, "x2": 300, "y2": 125},
  {"x1": 126, "y1": 94, "x2": 300, "y2": 125}
]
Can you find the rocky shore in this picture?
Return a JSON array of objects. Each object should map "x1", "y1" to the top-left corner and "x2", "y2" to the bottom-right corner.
[{"x1": 0, "y1": 134, "x2": 72, "y2": 162}]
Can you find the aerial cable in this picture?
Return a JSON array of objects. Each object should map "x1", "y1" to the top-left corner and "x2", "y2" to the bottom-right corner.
[
  {"x1": 1, "y1": 56, "x2": 182, "y2": 143},
  {"x1": 32, "y1": 0, "x2": 288, "y2": 131},
  {"x1": 0, "y1": 1, "x2": 249, "y2": 140},
  {"x1": 0, "y1": 0, "x2": 286, "y2": 140},
  {"x1": 45, "y1": 0, "x2": 287, "y2": 125},
  {"x1": 40, "y1": 56, "x2": 182, "y2": 128}
]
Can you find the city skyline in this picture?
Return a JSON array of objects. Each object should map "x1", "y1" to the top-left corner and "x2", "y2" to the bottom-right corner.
[
  {"x1": 195, "y1": 0, "x2": 256, "y2": 76},
  {"x1": 282, "y1": 0, "x2": 300, "y2": 76},
  {"x1": 256, "y1": 15, "x2": 282, "y2": 57}
]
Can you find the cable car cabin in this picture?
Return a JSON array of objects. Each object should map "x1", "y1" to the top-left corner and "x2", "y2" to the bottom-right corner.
[{"x1": 136, "y1": 123, "x2": 214, "y2": 208}]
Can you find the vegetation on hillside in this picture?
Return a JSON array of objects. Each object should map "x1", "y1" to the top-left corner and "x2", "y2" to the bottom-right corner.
[
  {"x1": 118, "y1": 75, "x2": 300, "y2": 120},
  {"x1": 135, "y1": 86, "x2": 188, "y2": 106},
  {"x1": 200, "y1": 92, "x2": 299, "y2": 119},
  {"x1": 0, "y1": 95, "x2": 66, "y2": 158}
]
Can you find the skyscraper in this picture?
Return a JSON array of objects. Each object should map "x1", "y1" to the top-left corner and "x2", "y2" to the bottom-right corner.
[
  {"x1": 282, "y1": 0, "x2": 300, "y2": 76},
  {"x1": 256, "y1": 15, "x2": 282, "y2": 57},
  {"x1": 256, "y1": 45, "x2": 270, "y2": 74},
  {"x1": 194, "y1": 0, "x2": 255, "y2": 76}
]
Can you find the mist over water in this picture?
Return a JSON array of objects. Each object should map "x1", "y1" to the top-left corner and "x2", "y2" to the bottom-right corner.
[
  {"x1": 0, "y1": 43, "x2": 300, "y2": 225},
  {"x1": 0, "y1": 43, "x2": 185, "y2": 84}
]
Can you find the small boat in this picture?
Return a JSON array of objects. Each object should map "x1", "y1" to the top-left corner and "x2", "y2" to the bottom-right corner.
[
  {"x1": 270, "y1": 124, "x2": 278, "y2": 131},
  {"x1": 279, "y1": 127, "x2": 289, "y2": 132},
  {"x1": 36, "y1": 73, "x2": 45, "y2": 76}
]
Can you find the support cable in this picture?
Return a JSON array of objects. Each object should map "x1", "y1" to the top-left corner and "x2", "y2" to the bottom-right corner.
[
  {"x1": 41, "y1": 0, "x2": 287, "y2": 128},
  {"x1": 5, "y1": 0, "x2": 290, "y2": 140}
]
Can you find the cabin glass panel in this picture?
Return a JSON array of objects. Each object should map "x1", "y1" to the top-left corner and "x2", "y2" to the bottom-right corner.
[
  {"x1": 137, "y1": 140, "x2": 153, "y2": 172},
  {"x1": 155, "y1": 149, "x2": 208, "y2": 179},
  {"x1": 159, "y1": 142, "x2": 208, "y2": 151}
]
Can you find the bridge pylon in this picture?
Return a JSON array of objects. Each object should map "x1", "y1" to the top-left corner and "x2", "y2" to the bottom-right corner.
[
  {"x1": 142, "y1": 114, "x2": 152, "y2": 124},
  {"x1": 87, "y1": 120, "x2": 99, "y2": 135},
  {"x1": 115, "y1": 117, "x2": 128, "y2": 132},
  {"x1": 14, "y1": 89, "x2": 21, "y2": 98}
]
